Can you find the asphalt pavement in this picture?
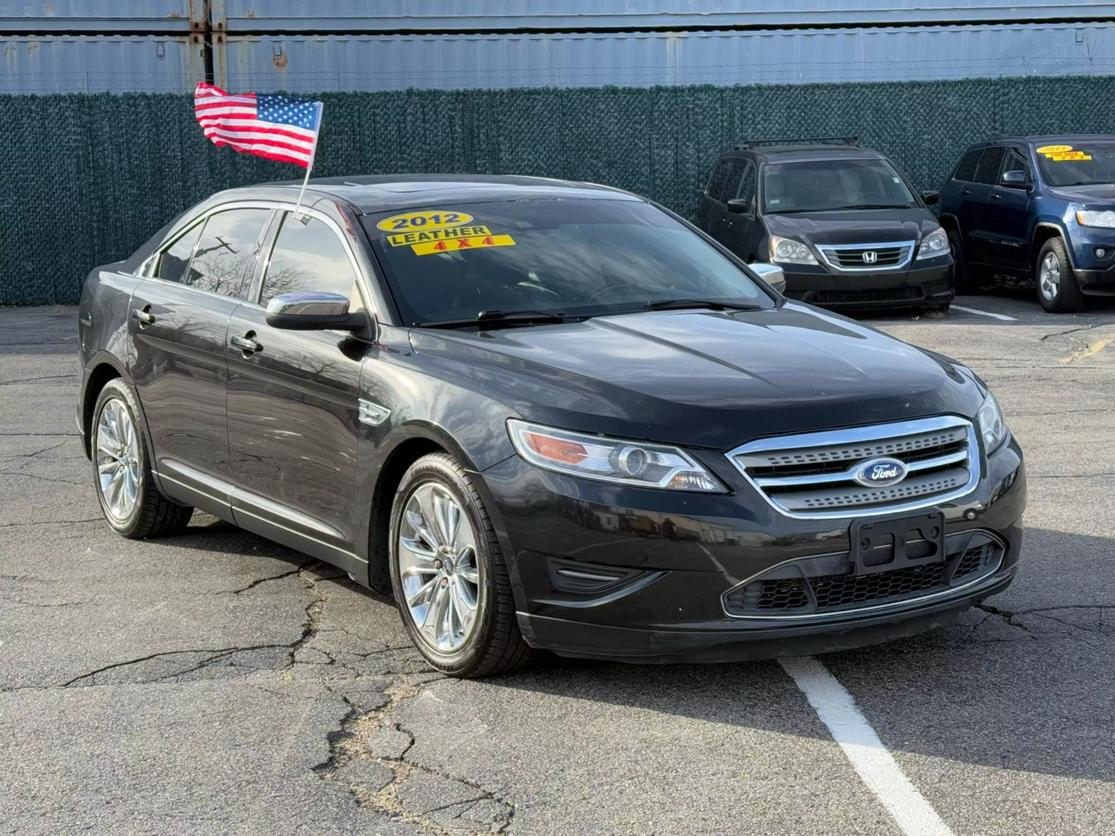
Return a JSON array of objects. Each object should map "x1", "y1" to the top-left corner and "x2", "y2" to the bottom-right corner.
[{"x1": 1, "y1": 294, "x2": 1113, "y2": 835}]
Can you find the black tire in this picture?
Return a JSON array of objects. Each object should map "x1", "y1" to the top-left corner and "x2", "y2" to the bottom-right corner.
[
  {"x1": 922, "y1": 302, "x2": 951, "y2": 318},
  {"x1": 1035, "y1": 237, "x2": 1085, "y2": 313},
  {"x1": 91, "y1": 379, "x2": 193, "y2": 539},
  {"x1": 947, "y1": 228, "x2": 979, "y2": 291},
  {"x1": 388, "y1": 452, "x2": 535, "y2": 677}
]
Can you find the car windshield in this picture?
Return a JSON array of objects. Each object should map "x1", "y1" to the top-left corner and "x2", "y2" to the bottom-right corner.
[
  {"x1": 763, "y1": 159, "x2": 916, "y2": 213},
  {"x1": 1034, "y1": 141, "x2": 1115, "y2": 187},
  {"x1": 365, "y1": 198, "x2": 772, "y2": 325}
]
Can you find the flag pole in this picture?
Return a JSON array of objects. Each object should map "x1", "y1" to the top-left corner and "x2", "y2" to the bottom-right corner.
[{"x1": 292, "y1": 101, "x2": 323, "y2": 221}]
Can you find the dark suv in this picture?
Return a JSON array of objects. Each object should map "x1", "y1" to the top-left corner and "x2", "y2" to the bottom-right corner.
[
  {"x1": 78, "y1": 175, "x2": 1024, "y2": 677},
  {"x1": 696, "y1": 139, "x2": 953, "y2": 312},
  {"x1": 939, "y1": 135, "x2": 1115, "y2": 312}
]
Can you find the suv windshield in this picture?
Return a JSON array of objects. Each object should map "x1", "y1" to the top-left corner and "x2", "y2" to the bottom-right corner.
[
  {"x1": 1034, "y1": 141, "x2": 1115, "y2": 187},
  {"x1": 763, "y1": 159, "x2": 916, "y2": 213},
  {"x1": 366, "y1": 198, "x2": 772, "y2": 325}
]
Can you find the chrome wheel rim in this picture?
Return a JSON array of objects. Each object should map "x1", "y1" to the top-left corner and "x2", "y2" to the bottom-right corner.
[
  {"x1": 397, "y1": 482, "x2": 481, "y2": 653},
  {"x1": 95, "y1": 397, "x2": 141, "y2": 523},
  {"x1": 1039, "y1": 251, "x2": 1060, "y2": 301}
]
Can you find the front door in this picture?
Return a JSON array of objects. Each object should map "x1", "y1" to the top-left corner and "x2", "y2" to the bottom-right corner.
[
  {"x1": 128, "y1": 206, "x2": 272, "y2": 507},
  {"x1": 985, "y1": 147, "x2": 1033, "y2": 274},
  {"x1": 225, "y1": 209, "x2": 374, "y2": 569}
]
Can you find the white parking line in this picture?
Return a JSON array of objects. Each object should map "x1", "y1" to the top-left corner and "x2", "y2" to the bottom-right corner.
[
  {"x1": 951, "y1": 304, "x2": 1017, "y2": 322},
  {"x1": 779, "y1": 656, "x2": 954, "y2": 836}
]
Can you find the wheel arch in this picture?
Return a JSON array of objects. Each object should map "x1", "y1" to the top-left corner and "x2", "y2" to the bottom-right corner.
[
  {"x1": 1032, "y1": 222, "x2": 1074, "y2": 270},
  {"x1": 80, "y1": 354, "x2": 129, "y2": 458}
]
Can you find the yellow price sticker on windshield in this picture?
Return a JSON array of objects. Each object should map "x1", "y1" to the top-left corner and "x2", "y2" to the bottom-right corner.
[
  {"x1": 387, "y1": 225, "x2": 491, "y2": 247},
  {"x1": 1036, "y1": 144, "x2": 1074, "y2": 155},
  {"x1": 1049, "y1": 151, "x2": 1092, "y2": 161},
  {"x1": 376, "y1": 210, "x2": 474, "y2": 233},
  {"x1": 412, "y1": 234, "x2": 516, "y2": 256}
]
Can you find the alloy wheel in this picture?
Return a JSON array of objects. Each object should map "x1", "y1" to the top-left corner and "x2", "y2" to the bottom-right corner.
[
  {"x1": 95, "y1": 397, "x2": 141, "y2": 523},
  {"x1": 1038, "y1": 251, "x2": 1061, "y2": 301},
  {"x1": 397, "y1": 482, "x2": 482, "y2": 653}
]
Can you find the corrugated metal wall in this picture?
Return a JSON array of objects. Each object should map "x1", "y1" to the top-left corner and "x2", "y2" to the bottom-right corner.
[{"x1": 3, "y1": 2, "x2": 1115, "y2": 94}]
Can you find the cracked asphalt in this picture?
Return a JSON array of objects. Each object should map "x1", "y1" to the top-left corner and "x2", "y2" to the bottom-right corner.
[{"x1": 1, "y1": 295, "x2": 1114, "y2": 835}]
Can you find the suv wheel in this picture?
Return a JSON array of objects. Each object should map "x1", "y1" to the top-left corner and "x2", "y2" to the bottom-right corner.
[
  {"x1": 1036, "y1": 238, "x2": 1085, "y2": 313},
  {"x1": 92, "y1": 379, "x2": 193, "y2": 538},
  {"x1": 389, "y1": 452, "x2": 535, "y2": 677}
]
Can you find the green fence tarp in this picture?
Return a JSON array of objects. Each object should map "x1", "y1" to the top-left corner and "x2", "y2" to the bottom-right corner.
[{"x1": 2, "y1": 75, "x2": 1113, "y2": 305}]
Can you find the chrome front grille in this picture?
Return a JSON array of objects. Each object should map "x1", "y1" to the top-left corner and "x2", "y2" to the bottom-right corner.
[
  {"x1": 817, "y1": 240, "x2": 915, "y2": 271},
  {"x1": 728, "y1": 417, "x2": 980, "y2": 519}
]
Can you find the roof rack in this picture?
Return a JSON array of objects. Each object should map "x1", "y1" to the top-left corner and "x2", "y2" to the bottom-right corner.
[{"x1": 735, "y1": 136, "x2": 859, "y2": 150}]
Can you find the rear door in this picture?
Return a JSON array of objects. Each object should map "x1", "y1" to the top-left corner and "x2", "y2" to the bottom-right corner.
[
  {"x1": 964, "y1": 146, "x2": 1006, "y2": 265},
  {"x1": 985, "y1": 146, "x2": 1033, "y2": 273},
  {"x1": 128, "y1": 205, "x2": 272, "y2": 509},
  {"x1": 225, "y1": 207, "x2": 375, "y2": 569}
]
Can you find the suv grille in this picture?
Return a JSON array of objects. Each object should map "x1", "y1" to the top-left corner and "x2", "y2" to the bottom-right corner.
[
  {"x1": 728, "y1": 417, "x2": 980, "y2": 518},
  {"x1": 723, "y1": 533, "x2": 1004, "y2": 618},
  {"x1": 817, "y1": 241, "x2": 914, "y2": 271}
]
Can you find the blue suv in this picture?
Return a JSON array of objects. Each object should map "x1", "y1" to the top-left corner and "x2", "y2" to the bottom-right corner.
[{"x1": 939, "y1": 135, "x2": 1115, "y2": 312}]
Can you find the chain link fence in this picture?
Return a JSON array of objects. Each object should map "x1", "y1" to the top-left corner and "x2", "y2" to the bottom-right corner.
[{"x1": 3, "y1": 74, "x2": 1113, "y2": 304}]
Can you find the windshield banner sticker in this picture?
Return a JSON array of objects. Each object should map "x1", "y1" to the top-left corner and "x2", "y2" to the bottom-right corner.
[
  {"x1": 411, "y1": 234, "x2": 516, "y2": 256},
  {"x1": 386, "y1": 225, "x2": 493, "y2": 247},
  {"x1": 376, "y1": 210, "x2": 474, "y2": 233},
  {"x1": 1036, "y1": 144, "x2": 1092, "y2": 161}
]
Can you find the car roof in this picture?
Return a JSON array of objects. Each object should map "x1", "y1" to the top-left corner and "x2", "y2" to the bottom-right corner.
[
  {"x1": 210, "y1": 174, "x2": 639, "y2": 215},
  {"x1": 723, "y1": 145, "x2": 886, "y2": 164},
  {"x1": 972, "y1": 134, "x2": 1115, "y2": 148}
]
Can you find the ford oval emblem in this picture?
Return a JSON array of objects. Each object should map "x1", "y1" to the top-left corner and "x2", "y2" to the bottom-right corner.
[{"x1": 854, "y1": 457, "x2": 908, "y2": 488}]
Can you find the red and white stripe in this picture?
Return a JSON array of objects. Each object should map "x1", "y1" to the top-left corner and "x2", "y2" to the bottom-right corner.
[{"x1": 194, "y1": 82, "x2": 318, "y2": 168}]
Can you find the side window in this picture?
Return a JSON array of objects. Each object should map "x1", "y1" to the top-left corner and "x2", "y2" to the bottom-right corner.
[
  {"x1": 952, "y1": 149, "x2": 982, "y2": 182},
  {"x1": 706, "y1": 160, "x2": 732, "y2": 201},
  {"x1": 1001, "y1": 148, "x2": 1031, "y2": 183},
  {"x1": 259, "y1": 213, "x2": 362, "y2": 310},
  {"x1": 156, "y1": 223, "x2": 203, "y2": 284},
  {"x1": 737, "y1": 161, "x2": 757, "y2": 208},
  {"x1": 973, "y1": 147, "x2": 1006, "y2": 185},
  {"x1": 720, "y1": 159, "x2": 746, "y2": 202},
  {"x1": 187, "y1": 208, "x2": 271, "y2": 298}
]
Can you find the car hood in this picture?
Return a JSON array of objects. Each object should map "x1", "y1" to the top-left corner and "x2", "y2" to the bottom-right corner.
[
  {"x1": 1047, "y1": 183, "x2": 1115, "y2": 205},
  {"x1": 764, "y1": 207, "x2": 937, "y2": 246},
  {"x1": 410, "y1": 303, "x2": 980, "y2": 450}
]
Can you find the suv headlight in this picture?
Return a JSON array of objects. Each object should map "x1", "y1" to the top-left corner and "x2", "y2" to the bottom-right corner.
[
  {"x1": 916, "y1": 226, "x2": 949, "y2": 260},
  {"x1": 507, "y1": 420, "x2": 724, "y2": 492},
  {"x1": 769, "y1": 236, "x2": 817, "y2": 265},
  {"x1": 1075, "y1": 209, "x2": 1115, "y2": 228},
  {"x1": 976, "y1": 392, "x2": 1009, "y2": 453}
]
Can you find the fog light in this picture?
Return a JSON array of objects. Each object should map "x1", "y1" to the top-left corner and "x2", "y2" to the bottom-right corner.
[{"x1": 1096, "y1": 248, "x2": 1107, "y2": 258}]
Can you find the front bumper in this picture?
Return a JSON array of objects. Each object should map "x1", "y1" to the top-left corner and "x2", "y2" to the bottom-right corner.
[
  {"x1": 781, "y1": 259, "x2": 953, "y2": 309},
  {"x1": 482, "y1": 436, "x2": 1025, "y2": 663}
]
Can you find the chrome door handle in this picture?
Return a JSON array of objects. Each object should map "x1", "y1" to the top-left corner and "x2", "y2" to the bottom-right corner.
[
  {"x1": 230, "y1": 334, "x2": 262, "y2": 354},
  {"x1": 132, "y1": 307, "x2": 155, "y2": 327}
]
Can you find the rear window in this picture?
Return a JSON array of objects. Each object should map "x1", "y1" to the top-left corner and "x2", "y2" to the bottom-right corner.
[
  {"x1": 952, "y1": 148, "x2": 982, "y2": 182},
  {"x1": 364, "y1": 198, "x2": 771, "y2": 325},
  {"x1": 972, "y1": 147, "x2": 1006, "y2": 185}
]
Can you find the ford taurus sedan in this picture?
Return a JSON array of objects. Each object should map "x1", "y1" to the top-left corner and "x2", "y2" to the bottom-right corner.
[{"x1": 77, "y1": 175, "x2": 1025, "y2": 676}]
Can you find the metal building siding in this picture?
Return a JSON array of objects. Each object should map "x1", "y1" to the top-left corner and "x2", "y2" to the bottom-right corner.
[
  {"x1": 219, "y1": 24, "x2": 1115, "y2": 93},
  {"x1": 0, "y1": 1, "x2": 198, "y2": 32},
  {"x1": 0, "y1": 36, "x2": 204, "y2": 93},
  {"x1": 210, "y1": 1, "x2": 1115, "y2": 31}
]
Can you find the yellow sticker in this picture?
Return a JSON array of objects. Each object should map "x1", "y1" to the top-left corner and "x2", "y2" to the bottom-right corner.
[
  {"x1": 1036, "y1": 144, "x2": 1074, "y2": 154},
  {"x1": 411, "y1": 234, "x2": 516, "y2": 256},
  {"x1": 1049, "y1": 150, "x2": 1092, "y2": 161},
  {"x1": 376, "y1": 210, "x2": 474, "y2": 233},
  {"x1": 387, "y1": 225, "x2": 491, "y2": 247}
]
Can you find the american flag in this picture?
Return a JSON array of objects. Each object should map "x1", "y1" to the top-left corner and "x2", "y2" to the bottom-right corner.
[{"x1": 194, "y1": 82, "x2": 322, "y2": 168}]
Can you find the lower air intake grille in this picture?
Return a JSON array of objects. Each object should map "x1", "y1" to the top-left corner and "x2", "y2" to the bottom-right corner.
[{"x1": 723, "y1": 534, "x2": 1003, "y2": 618}]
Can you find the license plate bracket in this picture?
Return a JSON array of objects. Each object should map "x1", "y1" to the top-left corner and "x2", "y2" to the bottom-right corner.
[{"x1": 849, "y1": 511, "x2": 945, "y2": 575}]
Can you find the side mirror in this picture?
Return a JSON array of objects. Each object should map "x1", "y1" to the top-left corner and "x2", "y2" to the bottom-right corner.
[
  {"x1": 266, "y1": 291, "x2": 367, "y2": 332},
  {"x1": 1000, "y1": 170, "x2": 1030, "y2": 189},
  {"x1": 750, "y1": 262, "x2": 786, "y2": 294},
  {"x1": 726, "y1": 197, "x2": 754, "y2": 214},
  {"x1": 921, "y1": 189, "x2": 940, "y2": 205}
]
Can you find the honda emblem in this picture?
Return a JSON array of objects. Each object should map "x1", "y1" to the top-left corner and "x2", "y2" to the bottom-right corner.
[{"x1": 862, "y1": 250, "x2": 878, "y2": 264}]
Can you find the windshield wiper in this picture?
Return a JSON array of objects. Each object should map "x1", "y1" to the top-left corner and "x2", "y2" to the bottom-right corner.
[
  {"x1": 644, "y1": 299, "x2": 763, "y2": 312},
  {"x1": 416, "y1": 309, "x2": 569, "y2": 329},
  {"x1": 829, "y1": 203, "x2": 911, "y2": 210}
]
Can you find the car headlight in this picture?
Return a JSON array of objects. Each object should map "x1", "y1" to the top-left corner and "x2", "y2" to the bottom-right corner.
[
  {"x1": 769, "y1": 236, "x2": 817, "y2": 265},
  {"x1": 976, "y1": 392, "x2": 1009, "y2": 453},
  {"x1": 1075, "y1": 209, "x2": 1115, "y2": 228},
  {"x1": 507, "y1": 419, "x2": 724, "y2": 492},
  {"x1": 916, "y1": 226, "x2": 949, "y2": 260}
]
